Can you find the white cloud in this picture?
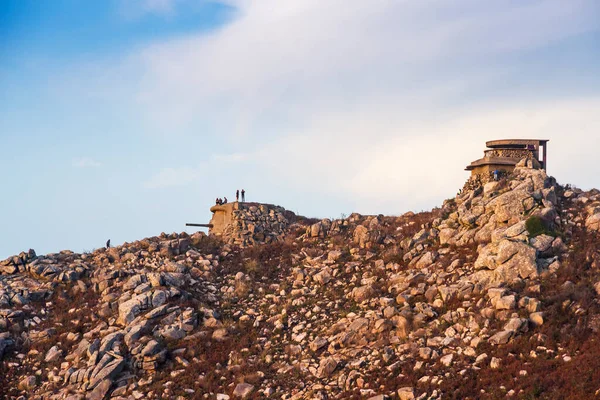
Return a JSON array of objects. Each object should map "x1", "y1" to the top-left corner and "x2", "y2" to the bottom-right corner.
[
  {"x1": 251, "y1": 97, "x2": 600, "y2": 214},
  {"x1": 65, "y1": 0, "x2": 600, "y2": 212},
  {"x1": 72, "y1": 157, "x2": 102, "y2": 168},
  {"x1": 131, "y1": 0, "x2": 598, "y2": 132}
]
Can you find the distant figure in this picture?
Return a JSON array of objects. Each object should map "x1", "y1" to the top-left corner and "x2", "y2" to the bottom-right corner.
[
  {"x1": 215, "y1": 197, "x2": 219, "y2": 205},
  {"x1": 106, "y1": 239, "x2": 111, "y2": 249},
  {"x1": 241, "y1": 189, "x2": 245, "y2": 202},
  {"x1": 493, "y1": 169, "x2": 499, "y2": 181},
  {"x1": 236, "y1": 189, "x2": 239, "y2": 202},
  {"x1": 223, "y1": 197, "x2": 228, "y2": 204}
]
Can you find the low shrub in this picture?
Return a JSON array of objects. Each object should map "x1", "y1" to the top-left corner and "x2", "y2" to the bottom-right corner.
[{"x1": 525, "y1": 215, "x2": 553, "y2": 237}]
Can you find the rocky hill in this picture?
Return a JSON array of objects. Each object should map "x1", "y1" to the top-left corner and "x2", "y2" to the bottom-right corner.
[{"x1": 2, "y1": 160, "x2": 600, "y2": 400}]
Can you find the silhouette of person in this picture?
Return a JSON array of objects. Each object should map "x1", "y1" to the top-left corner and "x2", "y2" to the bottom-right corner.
[
  {"x1": 236, "y1": 190, "x2": 239, "y2": 202},
  {"x1": 223, "y1": 197, "x2": 228, "y2": 204},
  {"x1": 241, "y1": 189, "x2": 245, "y2": 202},
  {"x1": 106, "y1": 239, "x2": 111, "y2": 249}
]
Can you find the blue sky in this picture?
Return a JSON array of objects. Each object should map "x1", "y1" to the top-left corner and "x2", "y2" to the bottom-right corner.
[{"x1": 1, "y1": 0, "x2": 600, "y2": 258}]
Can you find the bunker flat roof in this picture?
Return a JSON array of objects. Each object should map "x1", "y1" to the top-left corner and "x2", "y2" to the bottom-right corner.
[
  {"x1": 465, "y1": 156, "x2": 520, "y2": 170},
  {"x1": 486, "y1": 139, "x2": 549, "y2": 148}
]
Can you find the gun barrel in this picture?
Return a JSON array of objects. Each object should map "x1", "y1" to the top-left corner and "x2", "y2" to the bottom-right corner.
[{"x1": 186, "y1": 223, "x2": 213, "y2": 228}]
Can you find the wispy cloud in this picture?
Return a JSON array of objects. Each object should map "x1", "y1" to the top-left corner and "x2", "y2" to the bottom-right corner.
[
  {"x1": 211, "y1": 153, "x2": 248, "y2": 163},
  {"x1": 118, "y1": 0, "x2": 180, "y2": 19},
  {"x1": 143, "y1": 166, "x2": 203, "y2": 189},
  {"x1": 72, "y1": 157, "x2": 102, "y2": 168},
  {"x1": 59, "y1": 0, "x2": 600, "y2": 210}
]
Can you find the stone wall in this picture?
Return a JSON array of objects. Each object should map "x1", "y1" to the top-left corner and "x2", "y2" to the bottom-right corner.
[
  {"x1": 484, "y1": 149, "x2": 534, "y2": 160},
  {"x1": 463, "y1": 168, "x2": 510, "y2": 192},
  {"x1": 209, "y1": 202, "x2": 293, "y2": 246},
  {"x1": 463, "y1": 157, "x2": 542, "y2": 192}
]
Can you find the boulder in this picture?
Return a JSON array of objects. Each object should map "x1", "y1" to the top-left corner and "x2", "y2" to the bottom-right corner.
[
  {"x1": 398, "y1": 387, "x2": 415, "y2": 400},
  {"x1": 530, "y1": 234, "x2": 554, "y2": 254},
  {"x1": 474, "y1": 240, "x2": 538, "y2": 283},
  {"x1": 232, "y1": 383, "x2": 254, "y2": 399},
  {"x1": 586, "y1": 213, "x2": 600, "y2": 232},
  {"x1": 89, "y1": 357, "x2": 125, "y2": 389},
  {"x1": 86, "y1": 379, "x2": 112, "y2": 400},
  {"x1": 45, "y1": 345, "x2": 63, "y2": 362},
  {"x1": 352, "y1": 285, "x2": 375, "y2": 302},
  {"x1": 489, "y1": 330, "x2": 514, "y2": 345},
  {"x1": 18, "y1": 376, "x2": 36, "y2": 390},
  {"x1": 316, "y1": 357, "x2": 338, "y2": 378},
  {"x1": 516, "y1": 157, "x2": 541, "y2": 169},
  {"x1": 529, "y1": 312, "x2": 544, "y2": 327},
  {"x1": 493, "y1": 295, "x2": 517, "y2": 310},
  {"x1": 353, "y1": 225, "x2": 370, "y2": 248}
]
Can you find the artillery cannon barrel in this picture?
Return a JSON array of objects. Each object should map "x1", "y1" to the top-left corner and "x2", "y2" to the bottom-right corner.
[{"x1": 186, "y1": 223, "x2": 213, "y2": 228}]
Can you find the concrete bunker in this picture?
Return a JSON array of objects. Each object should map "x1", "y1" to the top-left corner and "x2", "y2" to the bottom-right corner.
[{"x1": 465, "y1": 139, "x2": 548, "y2": 186}]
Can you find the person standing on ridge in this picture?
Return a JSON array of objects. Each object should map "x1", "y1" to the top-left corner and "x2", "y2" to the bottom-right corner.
[
  {"x1": 106, "y1": 239, "x2": 111, "y2": 249},
  {"x1": 241, "y1": 189, "x2": 245, "y2": 202},
  {"x1": 236, "y1": 190, "x2": 239, "y2": 202}
]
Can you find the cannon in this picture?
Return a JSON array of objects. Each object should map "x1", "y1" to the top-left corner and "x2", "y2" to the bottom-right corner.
[{"x1": 185, "y1": 223, "x2": 213, "y2": 228}]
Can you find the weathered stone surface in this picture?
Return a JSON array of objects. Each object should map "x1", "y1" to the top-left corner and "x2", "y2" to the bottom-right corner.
[
  {"x1": 45, "y1": 345, "x2": 63, "y2": 362},
  {"x1": 489, "y1": 330, "x2": 514, "y2": 345},
  {"x1": 89, "y1": 358, "x2": 125, "y2": 389},
  {"x1": 316, "y1": 357, "x2": 338, "y2": 378},
  {"x1": 232, "y1": 383, "x2": 254, "y2": 399},
  {"x1": 18, "y1": 375, "x2": 36, "y2": 390},
  {"x1": 586, "y1": 213, "x2": 600, "y2": 232},
  {"x1": 474, "y1": 240, "x2": 538, "y2": 282},
  {"x1": 86, "y1": 379, "x2": 112, "y2": 400},
  {"x1": 398, "y1": 387, "x2": 415, "y2": 400},
  {"x1": 352, "y1": 285, "x2": 375, "y2": 302}
]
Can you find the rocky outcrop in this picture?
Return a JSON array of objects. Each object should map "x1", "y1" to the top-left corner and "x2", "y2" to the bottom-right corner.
[
  {"x1": 2, "y1": 158, "x2": 600, "y2": 399},
  {"x1": 436, "y1": 159, "x2": 562, "y2": 288}
]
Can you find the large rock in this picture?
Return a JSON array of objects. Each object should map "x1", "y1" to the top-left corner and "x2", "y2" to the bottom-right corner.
[
  {"x1": 351, "y1": 285, "x2": 375, "y2": 302},
  {"x1": 488, "y1": 330, "x2": 514, "y2": 345},
  {"x1": 45, "y1": 345, "x2": 63, "y2": 362},
  {"x1": 586, "y1": 213, "x2": 600, "y2": 232},
  {"x1": 530, "y1": 234, "x2": 554, "y2": 254},
  {"x1": 86, "y1": 379, "x2": 112, "y2": 400},
  {"x1": 474, "y1": 240, "x2": 538, "y2": 283},
  {"x1": 232, "y1": 383, "x2": 254, "y2": 399},
  {"x1": 515, "y1": 157, "x2": 541, "y2": 170},
  {"x1": 353, "y1": 225, "x2": 370, "y2": 248},
  {"x1": 18, "y1": 376, "x2": 36, "y2": 390},
  {"x1": 487, "y1": 191, "x2": 535, "y2": 225},
  {"x1": 316, "y1": 357, "x2": 338, "y2": 378},
  {"x1": 89, "y1": 357, "x2": 125, "y2": 389},
  {"x1": 398, "y1": 387, "x2": 415, "y2": 400}
]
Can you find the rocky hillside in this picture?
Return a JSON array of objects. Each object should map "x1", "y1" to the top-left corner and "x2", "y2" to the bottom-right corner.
[{"x1": 2, "y1": 160, "x2": 600, "y2": 400}]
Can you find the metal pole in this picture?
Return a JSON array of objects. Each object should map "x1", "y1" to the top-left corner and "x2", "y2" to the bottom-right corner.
[{"x1": 542, "y1": 142, "x2": 547, "y2": 171}]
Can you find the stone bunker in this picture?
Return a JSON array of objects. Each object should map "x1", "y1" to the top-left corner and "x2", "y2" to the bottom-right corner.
[
  {"x1": 465, "y1": 139, "x2": 548, "y2": 187},
  {"x1": 208, "y1": 202, "x2": 293, "y2": 246}
]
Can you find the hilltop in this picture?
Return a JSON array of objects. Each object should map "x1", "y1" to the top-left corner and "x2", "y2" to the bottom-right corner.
[{"x1": 2, "y1": 160, "x2": 600, "y2": 400}]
